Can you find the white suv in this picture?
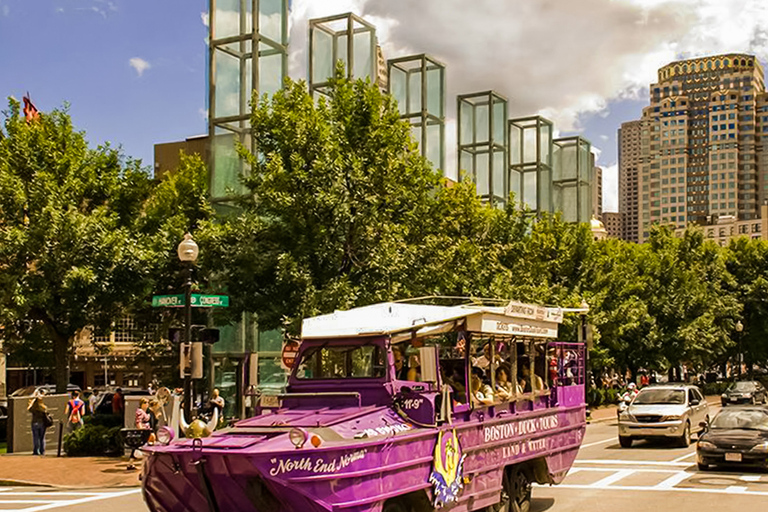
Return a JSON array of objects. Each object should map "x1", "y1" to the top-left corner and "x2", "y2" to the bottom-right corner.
[{"x1": 618, "y1": 384, "x2": 709, "y2": 448}]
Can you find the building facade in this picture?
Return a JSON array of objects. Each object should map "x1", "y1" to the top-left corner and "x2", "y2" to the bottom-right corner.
[
  {"x1": 624, "y1": 54, "x2": 768, "y2": 242},
  {"x1": 602, "y1": 211, "x2": 623, "y2": 238},
  {"x1": 618, "y1": 120, "x2": 642, "y2": 242}
]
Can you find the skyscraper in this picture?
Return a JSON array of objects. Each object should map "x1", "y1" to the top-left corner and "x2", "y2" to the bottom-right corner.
[
  {"x1": 618, "y1": 120, "x2": 642, "y2": 242},
  {"x1": 622, "y1": 54, "x2": 767, "y2": 241}
]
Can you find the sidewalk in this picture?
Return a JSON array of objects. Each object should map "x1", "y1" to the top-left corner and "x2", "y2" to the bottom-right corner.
[{"x1": 0, "y1": 454, "x2": 142, "y2": 488}]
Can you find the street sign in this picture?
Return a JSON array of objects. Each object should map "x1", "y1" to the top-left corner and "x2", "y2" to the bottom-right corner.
[
  {"x1": 153, "y1": 294, "x2": 229, "y2": 308},
  {"x1": 153, "y1": 294, "x2": 185, "y2": 307},
  {"x1": 191, "y1": 294, "x2": 229, "y2": 307}
]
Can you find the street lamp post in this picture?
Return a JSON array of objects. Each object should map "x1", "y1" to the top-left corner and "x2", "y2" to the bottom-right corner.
[
  {"x1": 735, "y1": 320, "x2": 744, "y2": 380},
  {"x1": 177, "y1": 233, "x2": 199, "y2": 421}
]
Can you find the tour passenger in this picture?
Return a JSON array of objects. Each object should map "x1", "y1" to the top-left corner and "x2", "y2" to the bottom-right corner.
[
  {"x1": 392, "y1": 346, "x2": 409, "y2": 380},
  {"x1": 470, "y1": 368, "x2": 494, "y2": 406},
  {"x1": 495, "y1": 364, "x2": 519, "y2": 401}
]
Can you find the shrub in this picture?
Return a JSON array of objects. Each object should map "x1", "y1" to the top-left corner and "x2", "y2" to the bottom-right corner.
[
  {"x1": 63, "y1": 424, "x2": 123, "y2": 457},
  {"x1": 700, "y1": 381, "x2": 731, "y2": 396}
]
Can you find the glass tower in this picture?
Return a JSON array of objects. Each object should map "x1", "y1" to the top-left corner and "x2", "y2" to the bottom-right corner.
[
  {"x1": 309, "y1": 13, "x2": 377, "y2": 98},
  {"x1": 553, "y1": 136, "x2": 593, "y2": 223},
  {"x1": 208, "y1": 0, "x2": 288, "y2": 205},
  {"x1": 388, "y1": 54, "x2": 446, "y2": 171},
  {"x1": 457, "y1": 91, "x2": 509, "y2": 206},
  {"x1": 508, "y1": 116, "x2": 554, "y2": 213}
]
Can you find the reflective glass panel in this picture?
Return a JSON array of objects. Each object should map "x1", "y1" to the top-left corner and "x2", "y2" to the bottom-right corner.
[
  {"x1": 476, "y1": 152, "x2": 490, "y2": 195},
  {"x1": 523, "y1": 126, "x2": 537, "y2": 164},
  {"x1": 259, "y1": 0, "x2": 284, "y2": 44},
  {"x1": 460, "y1": 150, "x2": 473, "y2": 181},
  {"x1": 409, "y1": 70, "x2": 422, "y2": 114},
  {"x1": 523, "y1": 171, "x2": 538, "y2": 209},
  {"x1": 353, "y1": 31, "x2": 373, "y2": 80},
  {"x1": 492, "y1": 100, "x2": 505, "y2": 143},
  {"x1": 476, "y1": 103, "x2": 489, "y2": 144},
  {"x1": 312, "y1": 28, "x2": 333, "y2": 83},
  {"x1": 460, "y1": 101, "x2": 473, "y2": 145},
  {"x1": 259, "y1": 53, "x2": 282, "y2": 98},
  {"x1": 390, "y1": 66, "x2": 407, "y2": 115},
  {"x1": 426, "y1": 66, "x2": 443, "y2": 117},
  {"x1": 214, "y1": 49, "x2": 242, "y2": 118},
  {"x1": 493, "y1": 150, "x2": 505, "y2": 198},
  {"x1": 509, "y1": 168, "x2": 522, "y2": 201},
  {"x1": 211, "y1": 130, "x2": 242, "y2": 197},
  {"x1": 336, "y1": 34, "x2": 349, "y2": 75},
  {"x1": 426, "y1": 123, "x2": 442, "y2": 170},
  {"x1": 214, "y1": 0, "x2": 241, "y2": 39},
  {"x1": 509, "y1": 124, "x2": 522, "y2": 165},
  {"x1": 540, "y1": 123, "x2": 552, "y2": 166}
]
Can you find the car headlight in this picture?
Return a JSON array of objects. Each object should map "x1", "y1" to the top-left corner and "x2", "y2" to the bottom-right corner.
[
  {"x1": 660, "y1": 415, "x2": 681, "y2": 422},
  {"x1": 289, "y1": 428, "x2": 308, "y2": 449},
  {"x1": 697, "y1": 440, "x2": 716, "y2": 451},
  {"x1": 156, "y1": 426, "x2": 175, "y2": 446},
  {"x1": 721, "y1": 394, "x2": 727, "y2": 398},
  {"x1": 751, "y1": 442, "x2": 768, "y2": 453}
]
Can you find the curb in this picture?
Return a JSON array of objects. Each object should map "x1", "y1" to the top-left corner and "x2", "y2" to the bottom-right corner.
[{"x1": 0, "y1": 478, "x2": 141, "y2": 489}]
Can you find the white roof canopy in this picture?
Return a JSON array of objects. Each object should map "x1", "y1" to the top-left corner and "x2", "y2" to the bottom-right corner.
[{"x1": 301, "y1": 301, "x2": 567, "y2": 341}]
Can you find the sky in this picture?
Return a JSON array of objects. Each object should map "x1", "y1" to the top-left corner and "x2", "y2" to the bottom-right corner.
[{"x1": 1, "y1": 0, "x2": 768, "y2": 212}]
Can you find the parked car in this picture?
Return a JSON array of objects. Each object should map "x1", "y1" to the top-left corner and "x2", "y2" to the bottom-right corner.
[
  {"x1": 618, "y1": 384, "x2": 709, "y2": 448},
  {"x1": 9, "y1": 383, "x2": 81, "y2": 397},
  {"x1": 721, "y1": 381, "x2": 767, "y2": 406},
  {"x1": 697, "y1": 406, "x2": 768, "y2": 470},
  {"x1": 93, "y1": 387, "x2": 152, "y2": 415}
]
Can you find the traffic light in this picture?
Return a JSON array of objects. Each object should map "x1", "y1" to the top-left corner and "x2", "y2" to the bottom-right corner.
[{"x1": 168, "y1": 326, "x2": 220, "y2": 344}]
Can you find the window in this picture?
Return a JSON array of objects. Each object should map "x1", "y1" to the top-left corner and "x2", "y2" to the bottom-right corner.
[{"x1": 295, "y1": 344, "x2": 385, "y2": 379}]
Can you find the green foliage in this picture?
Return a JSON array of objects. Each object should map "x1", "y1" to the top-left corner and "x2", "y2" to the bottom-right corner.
[
  {"x1": 63, "y1": 424, "x2": 122, "y2": 457},
  {"x1": 0, "y1": 99, "x2": 213, "y2": 391}
]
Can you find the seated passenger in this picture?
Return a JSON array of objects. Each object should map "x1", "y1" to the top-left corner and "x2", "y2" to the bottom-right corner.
[
  {"x1": 406, "y1": 354, "x2": 421, "y2": 381},
  {"x1": 519, "y1": 360, "x2": 545, "y2": 392},
  {"x1": 392, "y1": 346, "x2": 409, "y2": 380},
  {"x1": 470, "y1": 368, "x2": 494, "y2": 406},
  {"x1": 473, "y1": 342, "x2": 504, "y2": 370},
  {"x1": 495, "y1": 365, "x2": 519, "y2": 401}
]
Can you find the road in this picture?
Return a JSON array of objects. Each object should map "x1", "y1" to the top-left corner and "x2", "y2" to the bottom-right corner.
[{"x1": 3, "y1": 402, "x2": 768, "y2": 511}]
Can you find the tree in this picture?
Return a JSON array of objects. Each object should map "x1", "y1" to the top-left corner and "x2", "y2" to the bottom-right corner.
[
  {"x1": 208, "y1": 73, "x2": 444, "y2": 333},
  {"x1": 0, "y1": 100, "x2": 212, "y2": 392}
]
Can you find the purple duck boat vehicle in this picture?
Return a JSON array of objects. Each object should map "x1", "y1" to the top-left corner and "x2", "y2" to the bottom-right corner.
[{"x1": 142, "y1": 298, "x2": 588, "y2": 512}]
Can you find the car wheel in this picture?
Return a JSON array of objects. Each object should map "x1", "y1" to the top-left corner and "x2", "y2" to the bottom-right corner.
[
  {"x1": 697, "y1": 462, "x2": 710, "y2": 471},
  {"x1": 510, "y1": 467, "x2": 531, "y2": 512},
  {"x1": 677, "y1": 422, "x2": 691, "y2": 447},
  {"x1": 619, "y1": 436, "x2": 633, "y2": 448},
  {"x1": 382, "y1": 499, "x2": 409, "y2": 512}
]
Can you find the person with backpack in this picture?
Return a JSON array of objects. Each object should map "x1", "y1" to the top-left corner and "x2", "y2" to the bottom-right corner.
[
  {"x1": 28, "y1": 395, "x2": 52, "y2": 455},
  {"x1": 65, "y1": 390, "x2": 86, "y2": 431}
]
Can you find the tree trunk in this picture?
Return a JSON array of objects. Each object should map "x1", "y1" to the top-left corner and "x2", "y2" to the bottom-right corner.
[{"x1": 53, "y1": 334, "x2": 70, "y2": 394}]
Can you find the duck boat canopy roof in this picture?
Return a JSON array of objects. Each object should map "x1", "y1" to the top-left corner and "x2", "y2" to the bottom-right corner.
[{"x1": 301, "y1": 299, "x2": 576, "y2": 342}]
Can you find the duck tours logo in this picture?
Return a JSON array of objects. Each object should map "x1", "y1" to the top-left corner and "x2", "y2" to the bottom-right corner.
[{"x1": 429, "y1": 429, "x2": 466, "y2": 508}]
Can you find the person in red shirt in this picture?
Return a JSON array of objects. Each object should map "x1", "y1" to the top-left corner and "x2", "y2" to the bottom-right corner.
[
  {"x1": 65, "y1": 391, "x2": 85, "y2": 431},
  {"x1": 112, "y1": 388, "x2": 125, "y2": 421}
]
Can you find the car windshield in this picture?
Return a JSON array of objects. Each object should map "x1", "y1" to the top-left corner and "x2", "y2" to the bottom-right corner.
[
  {"x1": 295, "y1": 344, "x2": 385, "y2": 379},
  {"x1": 632, "y1": 389, "x2": 686, "y2": 405},
  {"x1": 729, "y1": 382, "x2": 757, "y2": 392},
  {"x1": 711, "y1": 409, "x2": 768, "y2": 431}
]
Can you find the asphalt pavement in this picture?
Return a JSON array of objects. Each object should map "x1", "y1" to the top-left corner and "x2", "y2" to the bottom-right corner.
[{"x1": 7, "y1": 399, "x2": 768, "y2": 511}]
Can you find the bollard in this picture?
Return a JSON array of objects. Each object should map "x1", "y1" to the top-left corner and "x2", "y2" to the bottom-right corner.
[{"x1": 57, "y1": 422, "x2": 63, "y2": 457}]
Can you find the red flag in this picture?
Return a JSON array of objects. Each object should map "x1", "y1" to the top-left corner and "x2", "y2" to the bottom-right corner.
[{"x1": 23, "y1": 93, "x2": 40, "y2": 123}]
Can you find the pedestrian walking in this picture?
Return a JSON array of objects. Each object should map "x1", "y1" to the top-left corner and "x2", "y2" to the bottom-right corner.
[
  {"x1": 135, "y1": 398, "x2": 151, "y2": 430},
  {"x1": 28, "y1": 395, "x2": 51, "y2": 455},
  {"x1": 88, "y1": 388, "x2": 100, "y2": 415},
  {"x1": 65, "y1": 390, "x2": 86, "y2": 431}
]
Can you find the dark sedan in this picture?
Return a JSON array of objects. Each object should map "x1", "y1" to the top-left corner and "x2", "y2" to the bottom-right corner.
[
  {"x1": 696, "y1": 406, "x2": 768, "y2": 470},
  {"x1": 721, "y1": 381, "x2": 767, "y2": 406}
]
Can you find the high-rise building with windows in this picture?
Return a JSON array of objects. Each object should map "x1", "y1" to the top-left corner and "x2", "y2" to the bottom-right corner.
[
  {"x1": 623, "y1": 54, "x2": 768, "y2": 242},
  {"x1": 618, "y1": 120, "x2": 642, "y2": 242}
]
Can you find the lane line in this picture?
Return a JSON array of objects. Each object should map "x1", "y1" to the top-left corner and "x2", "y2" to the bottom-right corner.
[
  {"x1": 11, "y1": 489, "x2": 142, "y2": 512},
  {"x1": 656, "y1": 471, "x2": 693, "y2": 489},
  {"x1": 672, "y1": 451, "x2": 697, "y2": 462},
  {"x1": 725, "y1": 486, "x2": 748, "y2": 493},
  {"x1": 576, "y1": 459, "x2": 693, "y2": 467},
  {"x1": 548, "y1": 483, "x2": 768, "y2": 497},
  {"x1": 741, "y1": 475, "x2": 761, "y2": 482},
  {"x1": 589, "y1": 469, "x2": 635, "y2": 487},
  {"x1": 580, "y1": 437, "x2": 617, "y2": 449}
]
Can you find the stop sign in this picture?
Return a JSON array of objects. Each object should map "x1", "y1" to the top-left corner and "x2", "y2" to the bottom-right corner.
[{"x1": 281, "y1": 340, "x2": 300, "y2": 369}]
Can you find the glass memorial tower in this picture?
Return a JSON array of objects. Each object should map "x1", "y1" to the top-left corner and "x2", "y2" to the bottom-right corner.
[
  {"x1": 553, "y1": 136, "x2": 593, "y2": 223},
  {"x1": 508, "y1": 116, "x2": 554, "y2": 213},
  {"x1": 309, "y1": 13, "x2": 377, "y2": 98},
  {"x1": 388, "y1": 54, "x2": 446, "y2": 171},
  {"x1": 457, "y1": 91, "x2": 509, "y2": 206},
  {"x1": 208, "y1": 0, "x2": 288, "y2": 205}
]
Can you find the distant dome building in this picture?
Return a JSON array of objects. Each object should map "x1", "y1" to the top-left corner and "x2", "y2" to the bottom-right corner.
[{"x1": 590, "y1": 216, "x2": 607, "y2": 241}]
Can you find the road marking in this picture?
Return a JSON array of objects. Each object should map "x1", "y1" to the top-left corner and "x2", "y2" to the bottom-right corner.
[
  {"x1": 656, "y1": 471, "x2": 693, "y2": 489},
  {"x1": 725, "y1": 486, "x2": 748, "y2": 493},
  {"x1": 576, "y1": 459, "x2": 693, "y2": 467},
  {"x1": 552, "y1": 483, "x2": 768, "y2": 497},
  {"x1": 672, "y1": 451, "x2": 697, "y2": 462},
  {"x1": 0, "y1": 489, "x2": 141, "y2": 512},
  {"x1": 580, "y1": 437, "x2": 616, "y2": 449},
  {"x1": 741, "y1": 475, "x2": 761, "y2": 482},
  {"x1": 589, "y1": 469, "x2": 635, "y2": 487}
]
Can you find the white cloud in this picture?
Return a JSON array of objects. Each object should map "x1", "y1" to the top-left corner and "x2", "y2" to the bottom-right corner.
[
  {"x1": 129, "y1": 57, "x2": 151, "y2": 77},
  {"x1": 201, "y1": 12, "x2": 209, "y2": 27}
]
